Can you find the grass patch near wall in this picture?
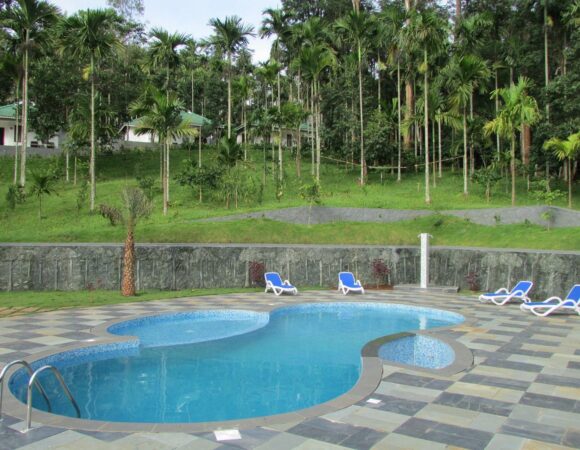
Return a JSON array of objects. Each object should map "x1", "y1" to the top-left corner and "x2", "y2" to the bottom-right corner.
[{"x1": 0, "y1": 288, "x2": 264, "y2": 317}]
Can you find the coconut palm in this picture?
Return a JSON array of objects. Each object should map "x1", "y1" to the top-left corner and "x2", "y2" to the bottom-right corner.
[
  {"x1": 130, "y1": 88, "x2": 197, "y2": 215},
  {"x1": 208, "y1": 16, "x2": 254, "y2": 139},
  {"x1": 4, "y1": 0, "x2": 58, "y2": 187},
  {"x1": 484, "y1": 77, "x2": 541, "y2": 206},
  {"x1": 444, "y1": 54, "x2": 491, "y2": 196},
  {"x1": 402, "y1": 7, "x2": 447, "y2": 204},
  {"x1": 543, "y1": 132, "x2": 580, "y2": 208},
  {"x1": 59, "y1": 8, "x2": 122, "y2": 212},
  {"x1": 335, "y1": 9, "x2": 373, "y2": 185}
]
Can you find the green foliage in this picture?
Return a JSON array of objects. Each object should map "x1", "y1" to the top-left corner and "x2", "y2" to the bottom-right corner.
[
  {"x1": 217, "y1": 136, "x2": 243, "y2": 167},
  {"x1": 29, "y1": 171, "x2": 57, "y2": 219},
  {"x1": 178, "y1": 160, "x2": 223, "y2": 193},
  {"x1": 531, "y1": 180, "x2": 565, "y2": 205},
  {"x1": 5, "y1": 184, "x2": 26, "y2": 211},
  {"x1": 473, "y1": 165, "x2": 502, "y2": 202},
  {"x1": 76, "y1": 181, "x2": 88, "y2": 214}
]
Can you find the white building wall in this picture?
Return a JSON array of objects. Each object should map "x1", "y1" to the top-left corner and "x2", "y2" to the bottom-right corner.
[{"x1": 0, "y1": 118, "x2": 59, "y2": 147}]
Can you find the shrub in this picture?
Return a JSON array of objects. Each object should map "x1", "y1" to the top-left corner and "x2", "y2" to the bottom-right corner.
[
  {"x1": 249, "y1": 261, "x2": 266, "y2": 287},
  {"x1": 371, "y1": 259, "x2": 391, "y2": 287},
  {"x1": 465, "y1": 271, "x2": 479, "y2": 291}
]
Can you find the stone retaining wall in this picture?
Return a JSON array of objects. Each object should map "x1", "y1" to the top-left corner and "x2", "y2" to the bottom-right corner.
[{"x1": 0, "y1": 244, "x2": 577, "y2": 299}]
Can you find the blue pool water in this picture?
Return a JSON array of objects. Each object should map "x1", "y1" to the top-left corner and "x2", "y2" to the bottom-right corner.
[{"x1": 10, "y1": 303, "x2": 463, "y2": 424}]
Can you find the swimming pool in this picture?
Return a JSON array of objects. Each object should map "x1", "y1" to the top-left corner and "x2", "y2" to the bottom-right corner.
[{"x1": 9, "y1": 303, "x2": 463, "y2": 424}]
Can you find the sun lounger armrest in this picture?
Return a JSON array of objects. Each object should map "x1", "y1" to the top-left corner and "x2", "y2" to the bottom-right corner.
[{"x1": 495, "y1": 288, "x2": 509, "y2": 294}]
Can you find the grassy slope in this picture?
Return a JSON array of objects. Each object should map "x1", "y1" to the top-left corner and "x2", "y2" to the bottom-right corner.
[{"x1": 0, "y1": 147, "x2": 578, "y2": 250}]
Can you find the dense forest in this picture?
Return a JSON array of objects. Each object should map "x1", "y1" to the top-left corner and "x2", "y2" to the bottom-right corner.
[{"x1": 0, "y1": 0, "x2": 579, "y2": 213}]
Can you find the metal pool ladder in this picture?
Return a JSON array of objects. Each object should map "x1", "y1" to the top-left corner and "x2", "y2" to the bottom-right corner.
[{"x1": 0, "y1": 360, "x2": 81, "y2": 432}]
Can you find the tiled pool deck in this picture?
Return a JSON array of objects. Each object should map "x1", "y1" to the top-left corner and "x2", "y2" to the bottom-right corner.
[{"x1": 0, "y1": 289, "x2": 579, "y2": 450}]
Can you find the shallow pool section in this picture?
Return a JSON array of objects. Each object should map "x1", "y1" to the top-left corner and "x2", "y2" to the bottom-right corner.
[
  {"x1": 10, "y1": 303, "x2": 463, "y2": 424},
  {"x1": 378, "y1": 335, "x2": 455, "y2": 369},
  {"x1": 108, "y1": 310, "x2": 269, "y2": 348}
]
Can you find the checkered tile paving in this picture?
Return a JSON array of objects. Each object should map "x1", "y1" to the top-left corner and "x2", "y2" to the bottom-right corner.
[{"x1": 1, "y1": 290, "x2": 579, "y2": 449}]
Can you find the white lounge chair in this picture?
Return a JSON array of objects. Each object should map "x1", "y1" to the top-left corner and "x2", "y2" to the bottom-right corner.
[
  {"x1": 338, "y1": 272, "x2": 365, "y2": 295},
  {"x1": 264, "y1": 272, "x2": 298, "y2": 296},
  {"x1": 520, "y1": 284, "x2": 580, "y2": 317},
  {"x1": 478, "y1": 281, "x2": 533, "y2": 305}
]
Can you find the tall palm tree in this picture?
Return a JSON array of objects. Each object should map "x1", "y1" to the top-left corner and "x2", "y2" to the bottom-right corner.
[
  {"x1": 484, "y1": 77, "x2": 540, "y2": 206},
  {"x1": 298, "y1": 44, "x2": 335, "y2": 182},
  {"x1": 130, "y1": 88, "x2": 197, "y2": 215},
  {"x1": 543, "y1": 132, "x2": 580, "y2": 208},
  {"x1": 379, "y1": 3, "x2": 405, "y2": 182},
  {"x1": 335, "y1": 9, "x2": 373, "y2": 185},
  {"x1": 59, "y1": 9, "x2": 122, "y2": 212},
  {"x1": 261, "y1": 8, "x2": 290, "y2": 182},
  {"x1": 4, "y1": 0, "x2": 58, "y2": 187},
  {"x1": 402, "y1": 7, "x2": 447, "y2": 204},
  {"x1": 444, "y1": 54, "x2": 491, "y2": 196},
  {"x1": 148, "y1": 28, "x2": 189, "y2": 95},
  {"x1": 208, "y1": 16, "x2": 254, "y2": 139}
]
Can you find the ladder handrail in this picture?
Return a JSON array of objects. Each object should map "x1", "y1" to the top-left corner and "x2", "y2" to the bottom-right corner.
[
  {"x1": 0, "y1": 360, "x2": 52, "y2": 419},
  {"x1": 26, "y1": 365, "x2": 81, "y2": 432}
]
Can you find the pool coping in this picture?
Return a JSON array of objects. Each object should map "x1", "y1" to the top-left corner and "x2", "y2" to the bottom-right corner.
[{"x1": 1, "y1": 301, "x2": 473, "y2": 434}]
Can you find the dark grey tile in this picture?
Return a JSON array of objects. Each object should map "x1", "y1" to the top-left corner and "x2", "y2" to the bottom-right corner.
[
  {"x1": 487, "y1": 330, "x2": 520, "y2": 337},
  {"x1": 500, "y1": 348, "x2": 553, "y2": 358},
  {"x1": 563, "y1": 429, "x2": 580, "y2": 448},
  {"x1": 0, "y1": 351, "x2": 33, "y2": 363},
  {"x1": 472, "y1": 338, "x2": 505, "y2": 346},
  {"x1": 499, "y1": 419, "x2": 565, "y2": 445},
  {"x1": 481, "y1": 359, "x2": 543, "y2": 373},
  {"x1": 535, "y1": 374, "x2": 580, "y2": 388},
  {"x1": 2, "y1": 341, "x2": 43, "y2": 351},
  {"x1": 527, "y1": 338, "x2": 559, "y2": 347},
  {"x1": 520, "y1": 392, "x2": 579, "y2": 413},
  {"x1": 434, "y1": 392, "x2": 514, "y2": 417},
  {"x1": 76, "y1": 430, "x2": 128, "y2": 442},
  {"x1": 459, "y1": 374, "x2": 530, "y2": 391},
  {"x1": 57, "y1": 331, "x2": 97, "y2": 340},
  {"x1": 395, "y1": 418, "x2": 493, "y2": 450},
  {"x1": 2, "y1": 332, "x2": 45, "y2": 340},
  {"x1": 288, "y1": 419, "x2": 356, "y2": 445},
  {"x1": 568, "y1": 361, "x2": 580, "y2": 370},
  {"x1": 365, "y1": 394, "x2": 427, "y2": 416},
  {"x1": 341, "y1": 428, "x2": 387, "y2": 450},
  {"x1": 0, "y1": 426, "x2": 66, "y2": 450},
  {"x1": 382, "y1": 373, "x2": 452, "y2": 390}
]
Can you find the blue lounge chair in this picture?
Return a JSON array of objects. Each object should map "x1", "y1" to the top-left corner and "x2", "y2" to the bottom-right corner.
[
  {"x1": 264, "y1": 272, "x2": 298, "y2": 296},
  {"x1": 338, "y1": 272, "x2": 365, "y2": 295},
  {"x1": 478, "y1": 281, "x2": 533, "y2": 305},
  {"x1": 520, "y1": 284, "x2": 580, "y2": 317}
]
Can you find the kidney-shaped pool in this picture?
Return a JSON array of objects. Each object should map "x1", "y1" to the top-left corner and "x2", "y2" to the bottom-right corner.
[{"x1": 9, "y1": 303, "x2": 463, "y2": 424}]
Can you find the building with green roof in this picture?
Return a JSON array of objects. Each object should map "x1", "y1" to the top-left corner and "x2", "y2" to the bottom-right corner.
[
  {"x1": 0, "y1": 103, "x2": 62, "y2": 149},
  {"x1": 121, "y1": 112, "x2": 212, "y2": 145}
]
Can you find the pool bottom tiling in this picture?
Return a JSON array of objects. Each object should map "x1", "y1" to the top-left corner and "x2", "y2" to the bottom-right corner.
[{"x1": 1, "y1": 290, "x2": 579, "y2": 450}]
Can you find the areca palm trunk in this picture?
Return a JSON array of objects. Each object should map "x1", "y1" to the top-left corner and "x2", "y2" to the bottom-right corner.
[
  {"x1": 20, "y1": 29, "x2": 30, "y2": 187},
  {"x1": 90, "y1": 55, "x2": 96, "y2": 211},
  {"x1": 315, "y1": 80, "x2": 321, "y2": 181},
  {"x1": 163, "y1": 137, "x2": 169, "y2": 215},
  {"x1": 358, "y1": 41, "x2": 365, "y2": 185},
  {"x1": 544, "y1": 2, "x2": 550, "y2": 120},
  {"x1": 463, "y1": 107, "x2": 468, "y2": 196},
  {"x1": 227, "y1": 51, "x2": 232, "y2": 138},
  {"x1": 510, "y1": 133, "x2": 516, "y2": 206},
  {"x1": 438, "y1": 118, "x2": 442, "y2": 178},
  {"x1": 278, "y1": 70, "x2": 283, "y2": 182},
  {"x1": 14, "y1": 84, "x2": 20, "y2": 185},
  {"x1": 495, "y1": 69, "x2": 501, "y2": 159},
  {"x1": 121, "y1": 226, "x2": 136, "y2": 296},
  {"x1": 424, "y1": 49, "x2": 430, "y2": 204},
  {"x1": 397, "y1": 60, "x2": 402, "y2": 182}
]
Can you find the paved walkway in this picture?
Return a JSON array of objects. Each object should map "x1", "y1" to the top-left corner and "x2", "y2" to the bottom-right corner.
[
  {"x1": 197, "y1": 206, "x2": 580, "y2": 228},
  {"x1": 1, "y1": 290, "x2": 579, "y2": 449}
]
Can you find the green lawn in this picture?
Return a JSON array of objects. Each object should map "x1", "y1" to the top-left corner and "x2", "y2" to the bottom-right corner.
[{"x1": 0, "y1": 147, "x2": 578, "y2": 249}]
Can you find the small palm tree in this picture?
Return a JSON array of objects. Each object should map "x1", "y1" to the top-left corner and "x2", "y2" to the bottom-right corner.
[
  {"x1": 59, "y1": 8, "x2": 123, "y2": 212},
  {"x1": 5, "y1": 0, "x2": 59, "y2": 187},
  {"x1": 148, "y1": 28, "x2": 189, "y2": 95},
  {"x1": 130, "y1": 88, "x2": 197, "y2": 215},
  {"x1": 30, "y1": 170, "x2": 56, "y2": 219},
  {"x1": 484, "y1": 77, "x2": 540, "y2": 206},
  {"x1": 120, "y1": 187, "x2": 152, "y2": 296},
  {"x1": 543, "y1": 132, "x2": 580, "y2": 208},
  {"x1": 207, "y1": 16, "x2": 254, "y2": 139}
]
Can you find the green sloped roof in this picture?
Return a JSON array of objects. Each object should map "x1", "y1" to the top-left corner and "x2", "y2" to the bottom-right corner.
[
  {"x1": 0, "y1": 104, "x2": 18, "y2": 119},
  {"x1": 127, "y1": 111, "x2": 211, "y2": 128}
]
